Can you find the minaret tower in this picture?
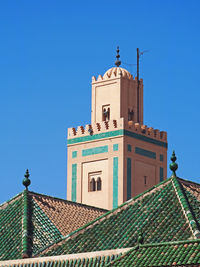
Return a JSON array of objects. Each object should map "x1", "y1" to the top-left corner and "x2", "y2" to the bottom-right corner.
[{"x1": 67, "y1": 48, "x2": 167, "y2": 210}]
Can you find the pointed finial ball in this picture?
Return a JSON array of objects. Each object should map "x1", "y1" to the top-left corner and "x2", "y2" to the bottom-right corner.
[
  {"x1": 169, "y1": 151, "x2": 178, "y2": 175},
  {"x1": 23, "y1": 169, "x2": 31, "y2": 189},
  {"x1": 115, "y1": 46, "x2": 121, "y2": 67}
]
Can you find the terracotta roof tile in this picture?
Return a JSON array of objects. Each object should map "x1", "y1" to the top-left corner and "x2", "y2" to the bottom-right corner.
[
  {"x1": 0, "y1": 191, "x2": 106, "y2": 261},
  {"x1": 31, "y1": 192, "x2": 106, "y2": 236}
]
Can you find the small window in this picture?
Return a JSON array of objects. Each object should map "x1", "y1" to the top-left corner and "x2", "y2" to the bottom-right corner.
[
  {"x1": 97, "y1": 177, "x2": 102, "y2": 191},
  {"x1": 144, "y1": 176, "x2": 147, "y2": 185},
  {"x1": 102, "y1": 105, "x2": 110, "y2": 121},
  {"x1": 90, "y1": 178, "x2": 96, "y2": 192},
  {"x1": 128, "y1": 109, "x2": 134, "y2": 121},
  {"x1": 88, "y1": 171, "x2": 102, "y2": 192}
]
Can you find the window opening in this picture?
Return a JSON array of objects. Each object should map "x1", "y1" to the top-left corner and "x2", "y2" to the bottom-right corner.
[
  {"x1": 90, "y1": 178, "x2": 96, "y2": 192},
  {"x1": 97, "y1": 177, "x2": 102, "y2": 191},
  {"x1": 102, "y1": 105, "x2": 110, "y2": 121},
  {"x1": 128, "y1": 108, "x2": 134, "y2": 121},
  {"x1": 144, "y1": 176, "x2": 147, "y2": 185}
]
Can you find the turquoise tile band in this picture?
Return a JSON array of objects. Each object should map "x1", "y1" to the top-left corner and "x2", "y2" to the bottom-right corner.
[
  {"x1": 113, "y1": 157, "x2": 118, "y2": 209},
  {"x1": 82, "y1": 145, "x2": 108, "y2": 156},
  {"x1": 113, "y1": 144, "x2": 119, "y2": 151},
  {"x1": 72, "y1": 151, "x2": 77, "y2": 158},
  {"x1": 68, "y1": 129, "x2": 167, "y2": 148},
  {"x1": 71, "y1": 164, "x2": 77, "y2": 202},
  {"x1": 135, "y1": 147, "x2": 156, "y2": 159}
]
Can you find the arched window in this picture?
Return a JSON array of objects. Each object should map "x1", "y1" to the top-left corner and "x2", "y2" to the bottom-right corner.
[
  {"x1": 90, "y1": 178, "x2": 96, "y2": 192},
  {"x1": 102, "y1": 105, "x2": 110, "y2": 121},
  {"x1": 103, "y1": 108, "x2": 107, "y2": 121},
  {"x1": 97, "y1": 177, "x2": 102, "y2": 191}
]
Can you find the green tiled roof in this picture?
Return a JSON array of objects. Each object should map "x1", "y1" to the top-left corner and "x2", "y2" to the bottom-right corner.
[
  {"x1": 107, "y1": 240, "x2": 200, "y2": 266},
  {"x1": 37, "y1": 177, "x2": 200, "y2": 257},
  {"x1": 31, "y1": 197, "x2": 62, "y2": 255},
  {"x1": 0, "y1": 191, "x2": 63, "y2": 260},
  {"x1": 1, "y1": 175, "x2": 200, "y2": 267},
  {"x1": 0, "y1": 194, "x2": 23, "y2": 260},
  {"x1": 0, "y1": 191, "x2": 106, "y2": 261}
]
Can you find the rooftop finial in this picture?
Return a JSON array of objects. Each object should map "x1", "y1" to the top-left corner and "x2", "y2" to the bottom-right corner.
[
  {"x1": 23, "y1": 169, "x2": 31, "y2": 189},
  {"x1": 137, "y1": 232, "x2": 144, "y2": 244},
  {"x1": 169, "y1": 151, "x2": 178, "y2": 178},
  {"x1": 115, "y1": 46, "x2": 121, "y2": 67}
]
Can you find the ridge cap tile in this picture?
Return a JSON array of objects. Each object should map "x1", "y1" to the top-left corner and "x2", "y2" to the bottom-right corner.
[{"x1": 172, "y1": 177, "x2": 200, "y2": 239}]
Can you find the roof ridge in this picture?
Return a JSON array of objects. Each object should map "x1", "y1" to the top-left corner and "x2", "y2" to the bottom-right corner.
[
  {"x1": 29, "y1": 191, "x2": 107, "y2": 212},
  {"x1": 172, "y1": 177, "x2": 200, "y2": 239},
  {"x1": 22, "y1": 190, "x2": 32, "y2": 258},
  {"x1": 36, "y1": 178, "x2": 171, "y2": 257},
  {"x1": 177, "y1": 177, "x2": 200, "y2": 186},
  {"x1": 105, "y1": 238, "x2": 200, "y2": 266}
]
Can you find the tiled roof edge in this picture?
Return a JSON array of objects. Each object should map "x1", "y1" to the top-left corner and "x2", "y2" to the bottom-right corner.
[
  {"x1": 36, "y1": 178, "x2": 170, "y2": 257},
  {"x1": 177, "y1": 177, "x2": 200, "y2": 186},
  {"x1": 0, "y1": 192, "x2": 23, "y2": 208},
  {"x1": 172, "y1": 177, "x2": 200, "y2": 239},
  {"x1": 0, "y1": 247, "x2": 130, "y2": 266},
  {"x1": 29, "y1": 191, "x2": 107, "y2": 212},
  {"x1": 106, "y1": 239, "x2": 200, "y2": 266},
  {"x1": 22, "y1": 190, "x2": 31, "y2": 258}
]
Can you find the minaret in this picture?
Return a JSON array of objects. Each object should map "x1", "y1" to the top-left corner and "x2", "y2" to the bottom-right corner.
[{"x1": 67, "y1": 48, "x2": 167, "y2": 210}]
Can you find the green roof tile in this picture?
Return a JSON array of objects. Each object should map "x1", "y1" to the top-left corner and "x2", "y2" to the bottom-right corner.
[
  {"x1": 0, "y1": 194, "x2": 23, "y2": 260},
  {"x1": 107, "y1": 240, "x2": 200, "y2": 266},
  {"x1": 0, "y1": 190, "x2": 105, "y2": 261},
  {"x1": 38, "y1": 178, "x2": 195, "y2": 257}
]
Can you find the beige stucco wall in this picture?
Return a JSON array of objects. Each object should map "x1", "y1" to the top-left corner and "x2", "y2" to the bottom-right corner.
[
  {"x1": 67, "y1": 135, "x2": 124, "y2": 210},
  {"x1": 91, "y1": 70, "x2": 143, "y2": 125},
  {"x1": 67, "y1": 67, "x2": 167, "y2": 210},
  {"x1": 123, "y1": 134, "x2": 167, "y2": 202}
]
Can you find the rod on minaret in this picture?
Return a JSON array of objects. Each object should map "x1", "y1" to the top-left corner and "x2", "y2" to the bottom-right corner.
[
  {"x1": 115, "y1": 46, "x2": 121, "y2": 67},
  {"x1": 137, "y1": 48, "x2": 140, "y2": 123}
]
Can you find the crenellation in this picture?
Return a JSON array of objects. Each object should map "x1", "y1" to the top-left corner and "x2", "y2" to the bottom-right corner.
[
  {"x1": 77, "y1": 126, "x2": 85, "y2": 135},
  {"x1": 101, "y1": 121, "x2": 108, "y2": 131},
  {"x1": 92, "y1": 76, "x2": 96, "y2": 82},
  {"x1": 68, "y1": 118, "x2": 167, "y2": 143},
  {"x1": 154, "y1": 129, "x2": 159, "y2": 138},
  {"x1": 85, "y1": 124, "x2": 92, "y2": 135},
  {"x1": 147, "y1": 127, "x2": 154, "y2": 138},
  {"x1": 96, "y1": 123, "x2": 101, "y2": 131},
  {"x1": 113, "y1": 120, "x2": 117, "y2": 128},
  {"x1": 160, "y1": 131, "x2": 167, "y2": 141},
  {"x1": 97, "y1": 75, "x2": 103, "y2": 81}
]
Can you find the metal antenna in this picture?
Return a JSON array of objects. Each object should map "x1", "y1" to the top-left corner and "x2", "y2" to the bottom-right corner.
[{"x1": 136, "y1": 48, "x2": 149, "y2": 122}]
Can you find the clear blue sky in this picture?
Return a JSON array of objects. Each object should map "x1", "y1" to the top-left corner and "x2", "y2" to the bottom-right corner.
[{"x1": 1, "y1": 0, "x2": 200, "y2": 203}]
